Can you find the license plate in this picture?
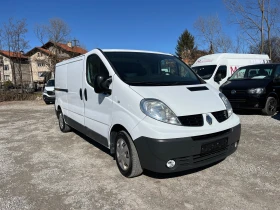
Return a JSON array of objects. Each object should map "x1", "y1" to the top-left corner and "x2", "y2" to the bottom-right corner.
[{"x1": 201, "y1": 138, "x2": 228, "y2": 154}]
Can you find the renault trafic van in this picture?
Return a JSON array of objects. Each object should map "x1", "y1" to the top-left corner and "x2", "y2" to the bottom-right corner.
[
  {"x1": 55, "y1": 49, "x2": 241, "y2": 178},
  {"x1": 192, "y1": 53, "x2": 270, "y2": 89}
]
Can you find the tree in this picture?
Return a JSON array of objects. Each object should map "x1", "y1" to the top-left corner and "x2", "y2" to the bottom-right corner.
[
  {"x1": 250, "y1": 37, "x2": 280, "y2": 62},
  {"x1": 223, "y1": 0, "x2": 280, "y2": 58},
  {"x1": 175, "y1": 29, "x2": 195, "y2": 59},
  {"x1": 194, "y1": 14, "x2": 232, "y2": 53},
  {"x1": 34, "y1": 18, "x2": 71, "y2": 72},
  {"x1": 1, "y1": 18, "x2": 29, "y2": 92}
]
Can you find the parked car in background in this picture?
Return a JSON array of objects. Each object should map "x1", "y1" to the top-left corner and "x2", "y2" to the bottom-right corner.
[
  {"x1": 220, "y1": 64, "x2": 280, "y2": 115},
  {"x1": 43, "y1": 79, "x2": 55, "y2": 104},
  {"x1": 192, "y1": 53, "x2": 270, "y2": 89}
]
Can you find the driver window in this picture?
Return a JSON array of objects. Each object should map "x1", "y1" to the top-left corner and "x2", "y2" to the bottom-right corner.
[
  {"x1": 86, "y1": 54, "x2": 109, "y2": 87},
  {"x1": 215, "y1": 65, "x2": 227, "y2": 79}
]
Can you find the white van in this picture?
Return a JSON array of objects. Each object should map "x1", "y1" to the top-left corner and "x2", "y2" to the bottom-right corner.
[
  {"x1": 192, "y1": 53, "x2": 270, "y2": 89},
  {"x1": 55, "y1": 49, "x2": 241, "y2": 178},
  {"x1": 43, "y1": 79, "x2": 55, "y2": 104}
]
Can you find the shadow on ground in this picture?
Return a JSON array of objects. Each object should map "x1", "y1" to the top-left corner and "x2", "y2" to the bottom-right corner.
[
  {"x1": 73, "y1": 129, "x2": 112, "y2": 156},
  {"x1": 233, "y1": 109, "x2": 262, "y2": 115},
  {"x1": 73, "y1": 128, "x2": 225, "y2": 179},
  {"x1": 272, "y1": 112, "x2": 280, "y2": 121},
  {"x1": 143, "y1": 159, "x2": 224, "y2": 179}
]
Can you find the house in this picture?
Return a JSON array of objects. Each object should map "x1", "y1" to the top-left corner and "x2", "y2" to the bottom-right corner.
[
  {"x1": 0, "y1": 50, "x2": 31, "y2": 85},
  {"x1": 182, "y1": 49, "x2": 209, "y2": 66},
  {"x1": 25, "y1": 41, "x2": 87, "y2": 86}
]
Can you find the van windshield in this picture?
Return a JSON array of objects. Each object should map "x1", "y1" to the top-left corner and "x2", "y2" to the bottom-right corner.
[
  {"x1": 104, "y1": 52, "x2": 202, "y2": 86},
  {"x1": 229, "y1": 65, "x2": 274, "y2": 80},
  {"x1": 46, "y1": 79, "x2": 55, "y2": 86},
  {"x1": 192, "y1": 65, "x2": 217, "y2": 80}
]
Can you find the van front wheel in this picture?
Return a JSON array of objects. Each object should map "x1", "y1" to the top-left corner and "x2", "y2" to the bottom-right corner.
[
  {"x1": 262, "y1": 97, "x2": 277, "y2": 116},
  {"x1": 58, "y1": 111, "x2": 71, "y2": 133},
  {"x1": 115, "y1": 131, "x2": 143, "y2": 178}
]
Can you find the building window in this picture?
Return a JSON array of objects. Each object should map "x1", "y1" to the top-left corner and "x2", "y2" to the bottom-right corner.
[
  {"x1": 37, "y1": 52, "x2": 42, "y2": 57},
  {"x1": 38, "y1": 72, "x2": 44, "y2": 77},
  {"x1": 4, "y1": 65, "x2": 9, "y2": 70},
  {"x1": 4, "y1": 75, "x2": 10, "y2": 81},
  {"x1": 37, "y1": 63, "x2": 45, "y2": 67}
]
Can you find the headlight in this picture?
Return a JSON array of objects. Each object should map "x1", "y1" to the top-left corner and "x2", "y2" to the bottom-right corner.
[
  {"x1": 247, "y1": 88, "x2": 265, "y2": 94},
  {"x1": 140, "y1": 99, "x2": 181, "y2": 125},
  {"x1": 43, "y1": 88, "x2": 47, "y2": 93},
  {"x1": 219, "y1": 93, "x2": 233, "y2": 117}
]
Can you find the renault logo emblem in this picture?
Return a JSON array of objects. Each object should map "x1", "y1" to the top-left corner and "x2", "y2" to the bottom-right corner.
[
  {"x1": 206, "y1": 114, "x2": 212, "y2": 125},
  {"x1": 231, "y1": 90, "x2": 236, "y2": 94}
]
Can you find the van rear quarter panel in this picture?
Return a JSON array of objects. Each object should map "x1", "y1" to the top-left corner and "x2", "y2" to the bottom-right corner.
[
  {"x1": 66, "y1": 58, "x2": 85, "y2": 125},
  {"x1": 55, "y1": 63, "x2": 68, "y2": 115}
]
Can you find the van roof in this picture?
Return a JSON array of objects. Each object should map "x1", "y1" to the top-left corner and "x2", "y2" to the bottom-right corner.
[
  {"x1": 56, "y1": 49, "x2": 174, "y2": 66},
  {"x1": 192, "y1": 53, "x2": 270, "y2": 67},
  {"x1": 99, "y1": 49, "x2": 172, "y2": 56}
]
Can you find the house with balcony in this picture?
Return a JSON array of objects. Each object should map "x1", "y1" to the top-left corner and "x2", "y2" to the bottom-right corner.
[
  {"x1": 0, "y1": 50, "x2": 31, "y2": 85},
  {"x1": 25, "y1": 41, "x2": 87, "y2": 86}
]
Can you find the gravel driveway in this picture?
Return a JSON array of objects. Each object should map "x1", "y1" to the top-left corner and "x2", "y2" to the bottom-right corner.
[{"x1": 0, "y1": 101, "x2": 279, "y2": 210}]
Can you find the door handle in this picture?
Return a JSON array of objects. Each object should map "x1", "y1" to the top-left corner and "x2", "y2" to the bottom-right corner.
[
  {"x1": 84, "y1": 88, "x2": 87, "y2": 101},
  {"x1": 79, "y1": 88, "x2": 83, "y2": 100}
]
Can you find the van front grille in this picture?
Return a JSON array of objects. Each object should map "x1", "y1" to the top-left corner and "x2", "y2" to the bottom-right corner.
[
  {"x1": 47, "y1": 91, "x2": 55, "y2": 95},
  {"x1": 177, "y1": 146, "x2": 228, "y2": 166},
  {"x1": 178, "y1": 114, "x2": 204, "y2": 126},
  {"x1": 212, "y1": 110, "x2": 228, "y2": 123}
]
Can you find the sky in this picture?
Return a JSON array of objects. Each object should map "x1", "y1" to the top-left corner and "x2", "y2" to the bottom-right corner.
[{"x1": 0, "y1": 0, "x2": 237, "y2": 54}]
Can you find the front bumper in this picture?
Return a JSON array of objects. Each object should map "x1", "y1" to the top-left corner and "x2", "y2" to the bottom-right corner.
[
  {"x1": 134, "y1": 124, "x2": 241, "y2": 173},
  {"x1": 223, "y1": 92, "x2": 266, "y2": 110},
  {"x1": 43, "y1": 94, "x2": 55, "y2": 102}
]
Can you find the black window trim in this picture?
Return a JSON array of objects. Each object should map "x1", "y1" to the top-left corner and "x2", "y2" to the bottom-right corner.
[
  {"x1": 86, "y1": 52, "x2": 110, "y2": 88},
  {"x1": 99, "y1": 49, "x2": 205, "y2": 85}
]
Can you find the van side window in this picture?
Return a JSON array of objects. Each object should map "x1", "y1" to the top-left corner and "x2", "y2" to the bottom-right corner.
[
  {"x1": 215, "y1": 65, "x2": 227, "y2": 79},
  {"x1": 86, "y1": 54, "x2": 109, "y2": 87}
]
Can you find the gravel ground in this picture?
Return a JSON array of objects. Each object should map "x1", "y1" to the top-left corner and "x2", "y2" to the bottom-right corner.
[{"x1": 0, "y1": 101, "x2": 279, "y2": 210}]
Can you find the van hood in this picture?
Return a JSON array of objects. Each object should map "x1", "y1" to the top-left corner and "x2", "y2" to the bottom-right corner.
[
  {"x1": 130, "y1": 85, "x2": 226, "y2": 116},
  {"x1": 221, "y1": 79, "x2": 271, "y2": 90}
]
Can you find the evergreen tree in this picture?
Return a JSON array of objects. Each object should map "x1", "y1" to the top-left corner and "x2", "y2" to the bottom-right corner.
[{"x1": 175, "y1": 29, "x2": 195, "y2": 59}]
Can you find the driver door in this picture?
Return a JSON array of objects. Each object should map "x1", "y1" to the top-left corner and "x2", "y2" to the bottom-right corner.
[
  {"x1": 213, "y1": 65, "x2": 227, "y2": 88},
  {"x1": 82, "y1": 54, "x2": 113, "y2": 147}
]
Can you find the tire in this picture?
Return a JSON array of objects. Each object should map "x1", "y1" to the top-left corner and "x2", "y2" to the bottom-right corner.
[
  {"x1": 45, "y1": 101, "x2": 50, "y2": 105},
  {"x1": 58, "y1": 110, "x2": 71, "y2": 133},
  {"x1": 115, "y1": 131, "x2": 143, "y2": 178},
  {"x1": 262, "y1": 97, "x2": 278, "y2": 116}
]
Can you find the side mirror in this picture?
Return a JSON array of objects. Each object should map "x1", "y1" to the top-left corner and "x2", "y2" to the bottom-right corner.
[
  {"x1": 214, "y1": 73, "x2": 222, "y2": 83},
  {"x1": 93, "y1": 75, "x2": 112, "y2": 94}
]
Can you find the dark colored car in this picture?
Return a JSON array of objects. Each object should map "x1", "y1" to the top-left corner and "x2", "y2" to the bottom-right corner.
[{"x1": 220, "y1": 64, "x2": 280, "y2": 115}]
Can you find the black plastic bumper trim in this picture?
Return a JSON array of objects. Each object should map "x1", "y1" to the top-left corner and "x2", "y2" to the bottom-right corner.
[
  {"x1": 55, "y1": 88, "x2": 68, "y2": 92},
  {"x1": 64, "y1": 115, "x2": 108, "y2": 148},
  {"x1": 134, "y1": 124, "x2": 241, "y2": 173}
]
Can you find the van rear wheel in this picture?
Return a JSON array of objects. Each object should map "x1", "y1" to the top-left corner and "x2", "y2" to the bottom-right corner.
[
  {"x1": 58, "y1": 111, "x2": 71, "y2": 133},
  {"x1": 262, "y1": 97, "x2": 277, "y2": 116},
  {"x1": 115, "y1": 131, "x2": 143, "y2": 178}
]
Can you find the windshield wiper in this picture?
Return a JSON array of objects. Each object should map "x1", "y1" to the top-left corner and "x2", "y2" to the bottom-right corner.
[{"x1": 128, "y1": 81, "x2": 182, "y2": 86}]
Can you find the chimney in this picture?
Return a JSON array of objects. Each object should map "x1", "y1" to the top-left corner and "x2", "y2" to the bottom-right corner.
[{"x1": 67, "y1": 41, "x2": 72, "y2": 48}]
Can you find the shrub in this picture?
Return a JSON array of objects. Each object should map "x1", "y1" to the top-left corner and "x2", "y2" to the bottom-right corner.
[{"x1": 3, "y1": 80, "x2": 14, "y2": 90}]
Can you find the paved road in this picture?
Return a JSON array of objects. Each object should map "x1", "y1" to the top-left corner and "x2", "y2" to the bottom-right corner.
[{"x1": 0, "y1": 101, "x2": 279, "y2": 210}]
